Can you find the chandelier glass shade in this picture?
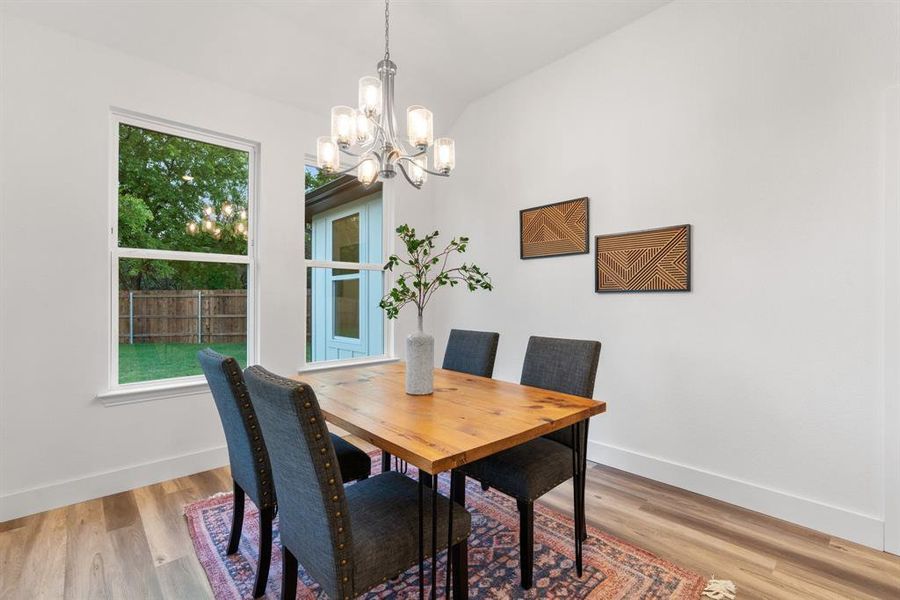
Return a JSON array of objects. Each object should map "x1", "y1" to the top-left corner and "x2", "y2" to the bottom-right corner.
[{"x1": 315, "y1": 0, "x2": 454, "y2": 189}]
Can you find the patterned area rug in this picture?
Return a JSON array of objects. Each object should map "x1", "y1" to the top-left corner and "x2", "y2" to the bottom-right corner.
[{"x1": 185, "y1": 452, "x2": 707, "y2": 599}]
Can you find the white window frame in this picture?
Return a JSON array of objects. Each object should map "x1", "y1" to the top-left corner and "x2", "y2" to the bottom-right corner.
[
  {"x1": 99, "y1": 109, "x2": 259, "y2": 403},
  {"x1": 300, "y1": 157, "x2": 396, "y2": 372}
]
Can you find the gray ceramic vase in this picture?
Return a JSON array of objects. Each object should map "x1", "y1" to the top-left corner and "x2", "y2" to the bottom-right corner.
[{"x1": 405, "y1": 314, "x2": 434, "y2": 395}]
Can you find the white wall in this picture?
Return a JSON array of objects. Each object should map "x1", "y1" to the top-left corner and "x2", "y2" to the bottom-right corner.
[
  {"x1": 0, "y1": 16, "x2": 430, "y2": 520},
  {"x1": 429, "y1": 1, "x2": 899, "y2": 550}
]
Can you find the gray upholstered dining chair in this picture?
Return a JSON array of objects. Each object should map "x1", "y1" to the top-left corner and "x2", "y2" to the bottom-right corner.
[
  {"x1": 243, "y1": 365, "x2": 472, "y2": 600},
  {"x1": 442, "y1": 329, "x2": 500, "y2": 378},
  {"x1": 458, "y1": 336, "x2": 601, "y2": 590},
  {"x1": 198, "y1": 349, "x2": 371, "y2": 599}
]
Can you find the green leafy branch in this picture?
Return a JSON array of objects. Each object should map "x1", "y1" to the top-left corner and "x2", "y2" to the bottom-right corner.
[{"x1": 378, "y1": 224, "x2": 493, "y2": 319}]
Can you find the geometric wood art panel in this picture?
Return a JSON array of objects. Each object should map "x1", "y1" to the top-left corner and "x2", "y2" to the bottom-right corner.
[
  {"x1": 595, "y1": 224, "x2": 691, "y2": 292},
  {"x1": 520, "y1": 197, "x2": 589, "y2": 259}
]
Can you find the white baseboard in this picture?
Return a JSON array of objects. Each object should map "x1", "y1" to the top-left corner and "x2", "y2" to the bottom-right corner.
[
  {"x1": 1, "y1": 439, "x2": 885, "y2": 552},
  {"x1": 0, "y1": 446, "x2": 229, "y2": 522},
  {"x1": 588, "y1": 440, "x2": 885, "y2": 551}
]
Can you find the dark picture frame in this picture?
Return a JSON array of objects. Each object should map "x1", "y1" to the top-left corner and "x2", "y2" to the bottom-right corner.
[
  {"x1": 519, "y1": 197, "x2": 590, "y2": 259},
  {"x1": 594, "y1": 224, "x2": 691, "y2": 293}
]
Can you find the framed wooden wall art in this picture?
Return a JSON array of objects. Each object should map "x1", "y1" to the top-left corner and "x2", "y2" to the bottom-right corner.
[
  {"x1": 519, "y1": 197, "x2": 589, "y2": 259},
  {"x1": 595, "y1": 224, "x2": 691, "y2": 293}
]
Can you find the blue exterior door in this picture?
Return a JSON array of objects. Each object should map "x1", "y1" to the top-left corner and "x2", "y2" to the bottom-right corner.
[{"x1": 310, "y1": 194, "x2": 383, "y2": 362}]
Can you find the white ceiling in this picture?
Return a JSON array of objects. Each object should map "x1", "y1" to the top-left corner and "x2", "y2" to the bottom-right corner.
[{"x1": 3, "y1": 0, "x2": 667, "y2": 128}]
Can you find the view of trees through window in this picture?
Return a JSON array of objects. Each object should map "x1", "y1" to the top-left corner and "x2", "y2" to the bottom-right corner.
[{"x1": 116, "y1": 122, "x2": 252, "y2": 384}]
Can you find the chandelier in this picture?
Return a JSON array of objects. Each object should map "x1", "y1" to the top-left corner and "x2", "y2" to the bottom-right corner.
[
  {"x1": 315, "y1": 0, "x2": 455, "y2": 189},
  {"x1": 186, "y1": 201, "x2": 248, "y2": 239}
]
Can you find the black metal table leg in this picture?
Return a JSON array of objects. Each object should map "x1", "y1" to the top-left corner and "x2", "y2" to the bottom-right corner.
[
  {"x1": 571, "y1": 421, "x2": 584, "y2": 578},
  {"x1": 581, "y1": 419, "x2": 590, "y2": 542},
  {"x1": 382, "y1": 450, "x2": 392, "y2": 473},
  {"x1": 445, "y1": 471, "x2": 455, "y2": 598},
  {"x1": 418, "y1": 475, "x2": 425, "y2": 600},
  {"x1": 431, "y1": 473, "x2": 439, "y2": 600}
]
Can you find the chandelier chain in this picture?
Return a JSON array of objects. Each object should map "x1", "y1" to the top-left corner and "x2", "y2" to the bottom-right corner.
[{"x1": 384, "y1": 0, "x2": 390, "y2": 62}]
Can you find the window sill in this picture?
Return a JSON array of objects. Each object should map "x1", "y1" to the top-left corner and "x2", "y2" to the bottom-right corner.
[
  {"x1": 298, "y1": 356, "x2": 398, "y2": 374},
  {"x1": 98, "y1": 357, "x2": 399, "y2": 406},
  {"x1": 97, "y1": 378, "x2": 210, "y2": 407}
]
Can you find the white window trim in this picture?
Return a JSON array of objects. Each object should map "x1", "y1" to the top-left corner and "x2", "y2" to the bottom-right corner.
[
  {"x1": 300, "y1": 156, "x2": 396, "y2": 372},
  {"x1": 99, "y1": 109, "x2": 259, "y2": 406}
]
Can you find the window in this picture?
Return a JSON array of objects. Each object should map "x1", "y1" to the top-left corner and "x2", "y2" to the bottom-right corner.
[
  {"x1": 111, "y1": 114, "x2": 255, "y2": 387},
  {"x1": 305, "y1": 165, "x2": 386, "y2": 364}
]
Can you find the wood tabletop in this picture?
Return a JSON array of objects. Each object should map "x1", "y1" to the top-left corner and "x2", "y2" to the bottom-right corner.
[{"x1": 293, "y1": 362, "x2": 606, "y2": 474}]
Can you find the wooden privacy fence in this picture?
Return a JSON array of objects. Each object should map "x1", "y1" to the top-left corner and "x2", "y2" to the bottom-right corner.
[{"x1": 118, "y1": 290, "x2": 247, "y2": 344}]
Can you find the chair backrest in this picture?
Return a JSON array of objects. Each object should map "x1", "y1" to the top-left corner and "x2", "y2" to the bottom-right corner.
[
  {"x1": 442, "y1": 329, "x2": 501, "y2": 378},
  {"x1": 243, "y1": 366, "x2": 354, "y2": 600},
  {"x1": 520, "y1": 336, "x2": 602, "y2": 447},
  {"x1": 197, "y1": 348, "x2": 273, "y2": 509}
]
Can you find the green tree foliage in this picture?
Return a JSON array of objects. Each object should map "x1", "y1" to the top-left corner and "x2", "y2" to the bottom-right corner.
[
  {"x1": 303, "y1": 166, "x2": 339, "y2": 259},
  {"x1": 379, "y1": 224, "x2": 493, "y2": 319},
  {"x1": 305, "y1": 166, "x2": 338, "y2": 192},
  {"x1": 118, "y1": 124, "x2": 249, "y2": 290}
]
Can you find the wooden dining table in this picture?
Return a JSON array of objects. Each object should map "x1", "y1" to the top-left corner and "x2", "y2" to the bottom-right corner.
[{"x1": 294, "y1": 362, "x2": 606, "y2": 599}]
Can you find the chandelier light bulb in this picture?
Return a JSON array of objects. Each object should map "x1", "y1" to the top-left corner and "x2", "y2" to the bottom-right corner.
[
  {"x1": 240, "y1": 209, "x2": 248, "y2": 221},
  {"x1": 434, "y1": 138, "x2": 455, "y2": 174},
  {"x1": 316, "y1": 136, "x2": 340, "y2": 173},
  {"x1": 356, "y1": 113, "x2": 372, "y2": 145},
  {"x1": 406, "y1": 106, "x2": 433, "y2": 148},
  {"x1": 357, "y1": 157, "x2": 378, "y2": 185},
  {"x1": 203, "y1": 219, "x2": 213, "y2": 231},
  {"x1": 187, "y1": 222, "x2": 198, "y2": 234},
  {"x1": 331, "y1": 106, "x2": 357, "y2": 147},
  {"x1": 358, "y1": 76, "x2": 382, "y2": 117},
  {"x1": 409, "y1": 156, "x2": 428, "y2": 187},
  {"x1": 222, "y1": 202, "x2": 233, "y2": 216}
]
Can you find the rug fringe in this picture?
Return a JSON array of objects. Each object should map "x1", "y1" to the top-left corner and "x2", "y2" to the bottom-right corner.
[{"x1": 702, "y1": 578, "x2": 736, "y2": 599}]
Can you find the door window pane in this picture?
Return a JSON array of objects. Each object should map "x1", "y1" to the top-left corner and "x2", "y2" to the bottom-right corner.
[
  {"x1": 333, "y1": 275, "x2": 360, "y2": 339},
  {"x1": 332, "y1": 213, "x2": 360, "y2": 280},
  {"x1": 307, "y1": 268, "x2": 383, "y2": 362},
  {"x1": 118, "y1": 258, "x2": 247, "y2": 384},
  {"x1": 118, "y1": 123, "x2": 249, "y2": 255}
]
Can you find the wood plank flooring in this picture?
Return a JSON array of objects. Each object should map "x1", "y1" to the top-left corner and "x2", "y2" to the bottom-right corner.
[{"x1": 1, "y1": 441, "x2": 898, "y2": 599}]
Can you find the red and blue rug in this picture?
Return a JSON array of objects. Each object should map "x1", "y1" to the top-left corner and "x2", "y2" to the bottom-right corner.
[{"x1": 185, "y1": 452, "x2": 707, "y2": 599}]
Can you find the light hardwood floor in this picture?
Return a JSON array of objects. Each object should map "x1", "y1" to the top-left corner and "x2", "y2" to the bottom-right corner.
[{"x1": 2, "y1": 441, "x2": 898, "y2": 600}]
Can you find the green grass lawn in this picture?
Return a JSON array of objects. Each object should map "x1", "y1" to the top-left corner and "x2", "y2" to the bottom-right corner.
[{"x1": 119, "y1": 343, "x2": 247, "y2": 384}]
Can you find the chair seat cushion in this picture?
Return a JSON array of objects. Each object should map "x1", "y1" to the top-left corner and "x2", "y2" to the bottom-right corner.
[
  {"x1": 331, "y1": 434, "x2": 371, "y2": 483},
  {"x1": 459, "y1": 437, "x2": 572, "y2": 501},
  {"x1": 346, "y1": 471, "x2": 471, "y2": 594}
]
